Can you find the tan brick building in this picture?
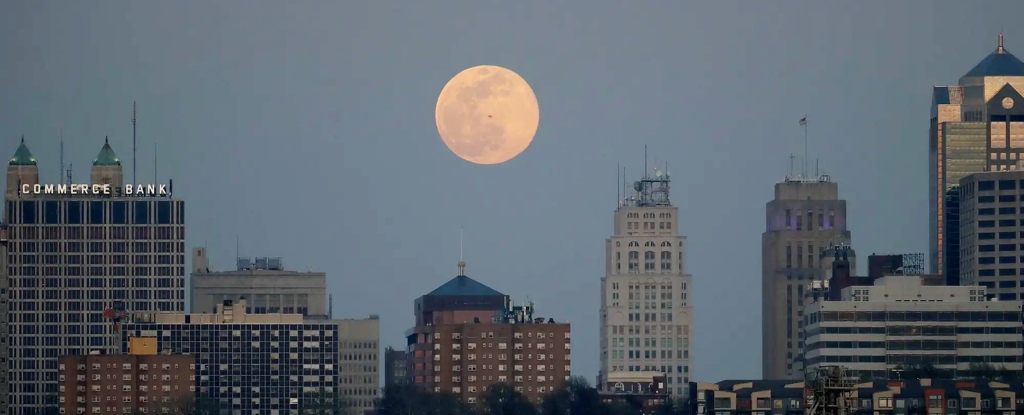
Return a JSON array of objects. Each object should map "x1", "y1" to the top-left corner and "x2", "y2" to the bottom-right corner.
[
  {"x1": 57, "y1": 353, "x2": 195, "y2": 414},
  {"x1": 405, "y1": 264, "x2": 571, "y2": 405}
]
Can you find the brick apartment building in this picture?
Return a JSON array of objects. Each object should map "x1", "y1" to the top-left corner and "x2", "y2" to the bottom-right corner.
[
  {"x1": 57, "y1": 351, "x2": 195, "y2": 414},
  {"x1": 406, "y1": 263, "x2": 571, "y2": 405}
]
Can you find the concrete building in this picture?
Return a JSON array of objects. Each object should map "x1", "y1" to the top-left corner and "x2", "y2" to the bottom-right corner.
[
  {"x1": 384, "y1": 346, "x2": 408, "y2": 387},
  {"x1": 959, "y1": 170, "x2": 1024, "y2": 300},
  {"x1": 189, "y1": 247, "x2": 327, "y2": 315},
  {"x1": 599, "y1": 169, "x2": 694, "y2": 397},
  {"x1": 762, "y1": 175, "x2": 851, "y2": 379},
  {"x1": 597, "y1": 372, "x2": 668, "y2": 413},
  {"x1": 688, "y1": 379, "x2": 1024, "y2": 415},
  {"x1": 4, "y1": 137, "x2": 185, "y2": 414},
  {"x1": 121, "y1": 299, "x2": 380, "y2": 414},
  {"x1": 57, "y1": 353, "x2": 195, "y2": 415},
  {"x1": 930, "y1": 33, "x2": 1024, "y2": 282},
  {"x1": 0, "y1": 223, "x2": 9, "y2": 415},
  {"x1": 803, "y1": 276, "x2": 1022, "y2": 380}
]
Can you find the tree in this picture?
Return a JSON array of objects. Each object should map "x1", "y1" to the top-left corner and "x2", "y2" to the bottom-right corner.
[
  {"x1": 301, "y1": 389, "x2": 353, "y2": 415},
  {"x1": 540, "y1": 377, "x2": 606, "y2": 415},
  {"x1": 376, "y1": 381, "x2": 474, "y2": 415},
  {"x1": 481, "y1": 383, "x2": 538, "y2": 415}
]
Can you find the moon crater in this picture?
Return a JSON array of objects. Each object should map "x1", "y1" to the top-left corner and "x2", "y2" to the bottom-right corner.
[{"x1": 435, "y1": 65, "x2": 539, "y2": 165}]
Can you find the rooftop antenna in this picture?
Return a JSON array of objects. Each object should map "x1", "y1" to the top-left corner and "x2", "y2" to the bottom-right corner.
[
  {"x1": 66, "y1": 163, "x2": 73, "y2": 185},
  {"x1": 998, "y1": 32, "x2": 1005, "y2": 55},
  {"x1": 132, "y1": 101, "x2": 137, "y2": 185},
  {"x1": 59, "y1": 128, "x2": 64, "y2": 186},
  {"x1": 788, "y1": 154, "x2": 795, "y2": 178},
  {"x1": 815, "y1": 158, "x2": 820, "y2": 177},
  {"x1": 235, "y1": 235, "x2": 240, "y2": 260},
  {"x1": 457, "y1": 227, "x2": 466, "y2": 276},
  {"x1": 644, "y1": 145, "x2": 648, "y2": 177},
  {"x1": 800, "y1": 115, "x2": 808, "y2": 178},
  {"x1": 616, "y1": 162, "x2": 620, "y2": 206},
  {"x1": 329, "y1": 294, "x2": 333, "y2": 319}
]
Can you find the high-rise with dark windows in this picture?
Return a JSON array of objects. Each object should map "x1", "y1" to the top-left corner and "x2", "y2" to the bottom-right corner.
[
  {"x1": 959, "y1": 170, "x2": 1024, "y2": 301},
  {"x1": 761, "y1": 174, "x2": 851, "y2": 380},
  {"x1": 930, "y1": 34, "x2": 1024, "y2": 282},
  {"x1": 4, "y1": 138, "x2": 185, "y2": 414}
]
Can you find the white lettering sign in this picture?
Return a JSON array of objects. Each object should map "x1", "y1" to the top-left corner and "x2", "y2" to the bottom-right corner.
[{"x1": 19, "y1": 183, "x2": 168, "y2": 196}]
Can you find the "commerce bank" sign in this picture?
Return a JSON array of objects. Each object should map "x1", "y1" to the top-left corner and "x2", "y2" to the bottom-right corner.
[{"x1": 20, "y1": 183, "x2": 168, "y2": 196}]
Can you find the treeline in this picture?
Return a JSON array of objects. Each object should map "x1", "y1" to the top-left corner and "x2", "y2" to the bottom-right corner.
[{"x1": 375, "y1": 377, "x2": 689, "y2": 415}]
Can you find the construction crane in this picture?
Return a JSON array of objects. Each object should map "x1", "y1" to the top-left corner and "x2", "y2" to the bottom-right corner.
[
  {"x1": 103, "y1": 301, "x2": 129, "y2": 354},
  {"x1": 805, "y1": 366, "x2": 857, "y2": 415}
]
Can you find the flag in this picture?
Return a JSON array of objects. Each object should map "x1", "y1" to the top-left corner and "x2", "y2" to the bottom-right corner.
[{"x1": 799, "y1": 117, "x2": 807, "y2": 126}]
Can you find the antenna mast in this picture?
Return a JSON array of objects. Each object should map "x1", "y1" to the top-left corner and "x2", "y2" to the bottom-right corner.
[
  {"x1": 457, "y1": 227, "x2": 466, "y2": 276},
  {"x1": 802, "y1": 114, "x2": 809, "y2": 178},
  {"x1": 644, "y1": 145, "x2": 648, "y2": 177},
  {"x1": 59, "y1": 128, "x2": 64, "y2": 186},
  {"x1": 616, "y1": 162, "x2": 620, "y2": 206},
  {"x1": 132, "y1": 102, "x2": 137, "y2": 185}
]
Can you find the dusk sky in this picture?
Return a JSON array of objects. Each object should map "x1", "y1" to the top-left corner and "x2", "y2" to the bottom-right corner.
[{"x1": 3, "y1": 1, "x2": 1023, "y2": 382}]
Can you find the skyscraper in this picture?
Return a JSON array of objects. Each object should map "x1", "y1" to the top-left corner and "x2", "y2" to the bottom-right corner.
[
  {"x1": 762, "y1": 174, "x2": 850, "y2": 380},
  {"x1": 599, "y1": 168, "x2": 693, "y2": 397},
  {"x1": 4, "y1": 138, "x2": 185, "y2": 414},
  {"x1": 929, "y1": 33, "x2": 1024, "y2": 283}
]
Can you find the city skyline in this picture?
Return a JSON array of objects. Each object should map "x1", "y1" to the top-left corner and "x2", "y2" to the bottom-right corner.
[{"x1": 3, "y1": 1, "x2": 1024, "y2": 384}]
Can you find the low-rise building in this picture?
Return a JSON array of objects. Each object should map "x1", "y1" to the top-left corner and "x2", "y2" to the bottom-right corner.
[
  {"x1": 57, "y1": 352, "x2": 195, "y2": 415},
  {"x1": 384, "y1": 346, "x2": 408, "y2": 387},
  {"x1": 688, "y1": 378, "x2": 1024, "y2": 415},
  {"x1": 803, "y1": 276, "x2": 1022, "y2": 380},
  {"x1": 121, "y1": 299, "x2": 379, "y2": 414}
]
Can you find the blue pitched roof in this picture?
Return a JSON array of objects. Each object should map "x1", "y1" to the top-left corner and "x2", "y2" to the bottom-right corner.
[
  {"x1": 963, "y1": 49, "x2": 1024, "y2": 78},
  {"x1": 427, "y1": 275, "x2": 503, "y2": 296}
]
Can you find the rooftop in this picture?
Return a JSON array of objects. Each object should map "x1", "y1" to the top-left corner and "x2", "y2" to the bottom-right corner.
[
  {"x1": 426, "y1": 275, "x2": 504, "y2": 297},
  {"x1": 9, "y1": 137, "x2": 36, "y2": 166},
  {"x1": 963, "y1": 33, "x2": 1024, "y2": 78},
  {"x1": 93, "y1": 137, "x2": 121, "y2": 166}
]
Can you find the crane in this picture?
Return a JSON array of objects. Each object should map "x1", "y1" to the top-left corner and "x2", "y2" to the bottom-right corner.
[{"x1": 103, "y1": 301, "x2": 129, "y2": 354}]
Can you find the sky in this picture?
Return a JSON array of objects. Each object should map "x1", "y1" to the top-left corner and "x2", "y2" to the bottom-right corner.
[{"x1": 2, "y1": 0, "x2": 1023, "y2": 383}]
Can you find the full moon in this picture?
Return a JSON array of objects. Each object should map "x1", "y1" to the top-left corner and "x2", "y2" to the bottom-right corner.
[{"x1": 434, "y1": 65, "x2": 540, "y2": 165}]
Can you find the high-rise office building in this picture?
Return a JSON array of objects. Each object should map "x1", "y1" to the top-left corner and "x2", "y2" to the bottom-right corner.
[
  {"x1": 599, "y1": 169, "x2": 693, "y2": 397},
  {"x1": 189, "y1": 247, "x2": 327, "y2": 315},
  {"x1": 762, "y1": 174, "x2": 850, "y2": 379},
  {"x1": 804, "y1": 276, "x2": 1022, "y2": 380},
  {"x1": 384, "y1": 346, "x2": 409, "y2": 387},
  {"x1": 4, "y1": 138, "x2": 185, "y2": 414},
  {"x1": 0, "y1": 223, "x2": 10, "y2": 415},
  {"x1": 958, "y1": 170, "x2": 1024, "y2": 300},
  {"x1": 930, "y1": 34, "x2": 1024, "y2": 283}
]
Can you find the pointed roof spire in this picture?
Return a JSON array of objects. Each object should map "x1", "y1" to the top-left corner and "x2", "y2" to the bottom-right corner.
[
  {"x1": 93, "y1": 136, "x2": 122, "y2": 166},
  {"x1": 9, "y1": 136, "x2": 37, "y2": 166},
  {"x1": 962, "y1": 33, "x2": 1024, "y2": 78}
]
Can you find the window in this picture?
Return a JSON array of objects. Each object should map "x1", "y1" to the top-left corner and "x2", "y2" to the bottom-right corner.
[{"x1": 878, "y1": 398, "x2": 893, "y2": 409}]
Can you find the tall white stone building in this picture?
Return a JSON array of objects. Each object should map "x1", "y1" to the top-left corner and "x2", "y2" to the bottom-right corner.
[{"x1": 599, "y1": 169, "x2": 694, "y2": 397}]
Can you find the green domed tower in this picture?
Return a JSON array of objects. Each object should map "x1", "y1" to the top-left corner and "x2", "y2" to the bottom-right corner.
[
  {"x1": 6, "y1": 136, "x2": 40, "y2": 199},
  {"x1": 91, "y1": 137, "x2": 123, "y2": 188}
]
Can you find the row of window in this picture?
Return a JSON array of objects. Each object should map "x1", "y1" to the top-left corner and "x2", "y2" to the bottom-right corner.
[
  {"x1": 807, "y1": 340, "x2": 1021, "y2": 350},
  {"x1": 807, "y1": 353, "x2": 1021, "y2": 365},
  {"x1": 808, "y1": 310, "x2": 1020, "y2": 323},
  {"x1": 6, "y1": 200, "x2": 184, "y2": 225}
]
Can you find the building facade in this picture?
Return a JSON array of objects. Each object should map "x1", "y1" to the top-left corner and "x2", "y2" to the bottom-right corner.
[
  {"x1": 5, "y1": 138, "x2": 185, "y2": 413},
  {"x1": 762, "y1": 175, "x2": 851, "y2": 379},
  {"x1": 189, "y1": 247, "x2": 327, "y2": 315},
  {"x1": 0, "y1": 223, "x2": 9, "y2": 415},
  {"x1": 803, "y1": 276, "x2": 1022, "y2": 380},
  {"x1": 930, "y1": 34, "x2": 1024, "y2": 280},
  {"x1": 57, "y1": 353, "x2": 195, "y2": 415},
  {"x1": 688, "y1": 379, "x2": 1024, "y2": 415},
  {"x1": 599, "y1": 170, "x2": 694, "y2": 396},
  {"x1": 959, "y1": 170, "x2": 1024, "y2": 300},
  {"x1": 405, "y1": 267, "x2": 570, "y2": 404},
  {"x1": 384, "y1": 346, "x2": 409, "y2": 387},
  {"x1": 121, "y1": 299, "x2": 380, "y2": 415}
]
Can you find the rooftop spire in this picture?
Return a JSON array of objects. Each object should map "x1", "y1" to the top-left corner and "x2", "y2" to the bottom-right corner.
[
  {"x1": 9, "y1": 136, "x2": 37, "y2": 166},
  {"x1": 458, "y1": 227, "x2": 466, "y2": 275},
  {"x1": 998, "y1": 32, "x2": 1005, "y2": 54},
  {"x1": 93, "y1": 136, "x2": 122, "y2": 166}
]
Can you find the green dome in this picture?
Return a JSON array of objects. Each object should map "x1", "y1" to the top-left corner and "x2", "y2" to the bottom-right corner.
[
  {"x1": 9, "y1": 136, "x2": 37, "y2": 166},
  {"x1": 93, "y1": 137, "x2": 121, "y2": 166}
]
